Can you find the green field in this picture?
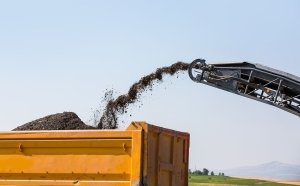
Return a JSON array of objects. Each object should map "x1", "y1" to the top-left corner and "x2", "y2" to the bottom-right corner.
[{"x1": 189, "y1": 175, "x2": 293, "y2": 186}]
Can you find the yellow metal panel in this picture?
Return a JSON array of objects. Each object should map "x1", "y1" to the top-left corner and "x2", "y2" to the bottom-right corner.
[
  {"x1": 0, "y1": 180, "x2": 131, "y2": 186},
  {"x1": 0, "y1": 122, "x2": 189, "y2": 186},
  {"x1": 0, "y1": 130, "x2": 134, "y2": 139},
  {"x1": 129, "y1": 131, "x2": 142, "y2": 186},
  {"x1": 127, "y1": 122, "x2": 190, "y2": 186},
  {"x1": 0, "y1": 129, "x2": 142, "y2": 186}
]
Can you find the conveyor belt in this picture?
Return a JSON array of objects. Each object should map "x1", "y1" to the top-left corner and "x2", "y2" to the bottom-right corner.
[{"x1": 189, "y1": 59, "x2": 300, "y2": 117}]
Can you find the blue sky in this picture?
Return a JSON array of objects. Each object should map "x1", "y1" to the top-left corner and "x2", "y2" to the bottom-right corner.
[{"x1": 0, "y1": 0, "x2": 299, "y2": 170}]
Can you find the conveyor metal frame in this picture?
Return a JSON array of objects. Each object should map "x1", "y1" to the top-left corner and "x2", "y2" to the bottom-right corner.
[{"x1": 188, "y1": 59, "x2": 300, "y2": 117}]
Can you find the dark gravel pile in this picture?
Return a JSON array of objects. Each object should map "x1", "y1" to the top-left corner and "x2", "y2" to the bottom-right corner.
[
  {"x1": 98, "y1": 61, "x2": 189, "y2": 129},
  {"x1": 13, "y1": 112, "x2": 95, "y2": 131}
]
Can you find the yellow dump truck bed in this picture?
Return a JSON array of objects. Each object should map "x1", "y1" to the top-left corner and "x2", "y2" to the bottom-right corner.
[{"x1": 0, "y1": 122, "x2": 189, "y2": 186}]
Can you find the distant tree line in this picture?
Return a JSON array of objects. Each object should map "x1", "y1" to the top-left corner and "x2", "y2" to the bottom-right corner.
[{"x1": 189, "y1": 168, "x2": 225, "y2": 176}]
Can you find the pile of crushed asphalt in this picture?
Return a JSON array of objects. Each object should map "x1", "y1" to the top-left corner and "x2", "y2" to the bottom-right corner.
[
  {"x1": 13, "y1": 112, "x2": 95, "y2": 131},
  {"x1": 13, "y1": 61, "x2": 190, "y2": 131}
]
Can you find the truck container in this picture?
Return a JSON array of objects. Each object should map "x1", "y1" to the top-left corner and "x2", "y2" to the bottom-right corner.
[{"x1": 0, "y1": 122, "x2": 189, "y2": 186}]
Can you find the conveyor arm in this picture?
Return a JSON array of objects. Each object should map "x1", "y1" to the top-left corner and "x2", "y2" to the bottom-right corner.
[{"x1": 188, "y1": 59, "x2": 300, "y2": 117}]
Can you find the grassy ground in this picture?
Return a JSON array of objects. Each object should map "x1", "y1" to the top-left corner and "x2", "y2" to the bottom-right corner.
[{"x1": 189, "y1": 175, "x2": 293, "y2": 186}]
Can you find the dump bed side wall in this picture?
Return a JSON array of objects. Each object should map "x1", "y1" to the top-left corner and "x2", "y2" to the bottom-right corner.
[
  {"x1": 0, "y1": 130, "x2": 142, "y2": 186},
  {"x1": 0, "y1": 122, "x2": 190, "y2": 186},
  {"x1": 128, "y1": 122, "x2": 190, "y2": 186}
]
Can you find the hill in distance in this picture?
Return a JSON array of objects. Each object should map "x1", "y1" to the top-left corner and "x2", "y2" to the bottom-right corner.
[{"x1": 223, "y1": 161, "x2": 300, "y2": 180}]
